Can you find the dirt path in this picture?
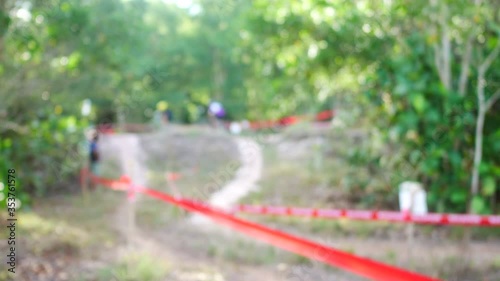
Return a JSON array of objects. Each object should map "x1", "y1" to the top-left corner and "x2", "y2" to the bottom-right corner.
[
  {"x1": 190, "y1": 137, "x2": 263, "y2": 225},
  {"x1": 101, "y1": 134, "x2": 155, "y2": 250},
  {"x1": 101, "y1": 133, "x2": 290, "y2": 281},
  {"x1": 209, "y1": 137, "x2": 263, "y2": 209},
  {"x1": 104, "y1": 134, "x2": 264, "y2": 227}
]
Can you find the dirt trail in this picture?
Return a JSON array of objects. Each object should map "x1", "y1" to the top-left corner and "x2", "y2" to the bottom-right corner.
[
  {"x1": 190, "y1": 137, "x2": 262, "y2": 225},
  {"x1": 104, "y1": 134, "x2": 264, "y2": 226},
  {"x1": 100, "y1": 133, "x2": 290, "y2": 281},
  {"x1": 109, "y1": 134, "x2": 148, "y2": 186},
  {"x1": 101, "y1": 134, "x2": 158, "y2": 249},
  {"x1": 209, "y1": 137, "x2": 262, "y2": 208}
]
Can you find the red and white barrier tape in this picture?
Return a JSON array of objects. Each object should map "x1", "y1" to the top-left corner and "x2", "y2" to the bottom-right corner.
[
  {"x1": 231, "y1": 205, "x2": 500, "y2": 227},
  {"x1": 246, "y1": 110, "x2": 334, "y2": 130},
  {"x1": 81, "y1": 170, "x2": 441, "y2": 281},
  {"x1": 94, "y1": 110, "x2": 334, "y2": 133}
]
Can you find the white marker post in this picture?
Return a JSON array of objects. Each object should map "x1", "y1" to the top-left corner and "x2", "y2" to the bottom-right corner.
[
  {"x1": 229, "y1": 122, "x2": 242, "y2": 135},
  {"x1": 81, "y1": 99, "x2": 92, "y2": 116},
  {"x1": 399, "y1": 181, "x2": 427, "y2": 262},
  {"x1": 399, "y1": 181, "x2": 427, "y2": 216},
  {"x1": 81, "y1": 99, "x2": 92, "y2": 205}
]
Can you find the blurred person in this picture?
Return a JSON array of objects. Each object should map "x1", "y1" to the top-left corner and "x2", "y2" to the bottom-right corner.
[
  {"x1": 207, "y1": 100, "x2": 225, "y2": 128},
  {"x1": 159, "y1": 101, "x2": 173, "y2": 124},
  {"x1": 88, "y1": 130, "x2": 100, "y2": 190},
  {"x1": 154, "y1": 101, "x2": 173, "y2": 128},
  {"x1": 163, "y1": 106, "x2": 173, "y2": 124}
]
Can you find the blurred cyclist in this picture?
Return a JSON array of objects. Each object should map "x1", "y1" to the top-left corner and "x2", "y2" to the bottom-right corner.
[
  {"x1": 207, "y1": 100, "x2": 225, "y2": 128},
  {"x1": 154, "y1": 101, "x2": 173, "y2": 128},
  {"x1": 87, "y1": 129, "x2": 100, "y2": 190}
]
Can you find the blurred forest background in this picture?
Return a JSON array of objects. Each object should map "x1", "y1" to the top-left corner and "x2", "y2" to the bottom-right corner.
[{"x1": 1, "y1": 0, "x2": 499, "y2": 214}]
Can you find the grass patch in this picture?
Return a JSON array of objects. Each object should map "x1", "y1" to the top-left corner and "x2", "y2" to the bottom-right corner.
[
  {"x1": 18, "y1": 212, "x2": 87, "y2": 253},
  {"x1": 202, "y1": 236, "x2": 286, "y2": 266},
  {"x1": 221, "y1": 239, "x2": 280, "y2": 265},
  {"x1": 136, "y1": 196, "x2": 186, "y2": 228},
  {"x1": 15, "y1": 188, "x2": 123, "y2": 261},
  {"x1": 0, "y1": 188, "x2": 125, "y2": 281},
  {"x1": 96, "y1": 252, "x2": 170, "y2": 281}
]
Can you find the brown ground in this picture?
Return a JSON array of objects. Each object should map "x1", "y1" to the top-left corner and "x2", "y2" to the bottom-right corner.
[{"x1": 3, "y1": 124, "x2": 499, "y2": 281}]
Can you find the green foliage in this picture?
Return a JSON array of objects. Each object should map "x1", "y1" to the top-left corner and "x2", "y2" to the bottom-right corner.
[
  {"x1": 1, "y1": 0, "x2": 499, "y2": 214},
  {"x1": 0, "y1": 111, "x2": 87, "y2": 208},
  {"x1": 359, "y1": 2, "x2": 500, "y2": 213},
  {"x1": 242, "y1": 0, "x2": 499, "y2": 213}
]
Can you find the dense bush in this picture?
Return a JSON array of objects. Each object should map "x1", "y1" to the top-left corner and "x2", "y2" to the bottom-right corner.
[
  {"x1": 361, "y1": 34, "x2": 500, "y2": 214},
  {"x1": 0, "y1": 112, "x2": 87, "y2": 209}
]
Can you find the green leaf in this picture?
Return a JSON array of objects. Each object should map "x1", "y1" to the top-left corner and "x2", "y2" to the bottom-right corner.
[
  {"x1": 450, "y1": 190, "x2": 467, "y2": 204},
  {"x1": 67, "y1": 52, "x2": 82, "y2": 70},
  {"x1": 471, "y1": 196, "x2": 486, "y2": 214},
  {"x1": 427, "y1": 109, "x2": 440, "y2": 123},
  {"x1": 449, "y1": 151, "x2": 461, "y2": 168},
  {"x1": 479, "y1": 162, "x2": 491, "y2": 174},
  {"x1": 394, "y1": 83, "x2": 408, "y2": 96},
  {"x1": 482, "y1": 177, "x2": 496, "y2": 196},
  {"x1": 61, "y1": 2, "x2": 71, "y2": 12},
  {"x1": 409, "y1": 150, "x2": 421, "y2": 164},
  {"x1": 411, "y1": 94, "x2": 426, "y2": 113},
  {"x1": 492, "y1": 166, "x2": 500, "y2": 176},
  {"x1": 3, "y1": 138, "x2": 12, "y2": 148},
  {"x1": 490, "y1": 22, "x2": 500, "y2": 34},
  {"x1": 0, "y1": 10, "x2": 11, "y2": 37},
  {"x1": 487, "y1": 37, "x2": 499, "y2": 49}
]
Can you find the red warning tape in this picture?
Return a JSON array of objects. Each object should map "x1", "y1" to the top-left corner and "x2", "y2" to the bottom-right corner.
[
  {"x1": 166, "y1": 171, "x2": 182, "y2": 181},
  {"x1": 82, "y1": 169, "x2": 129, "y2": 191},
  {"x1": 231, "y1": 204, "x2": 500, "y2": 227},
  {"x1": 96, "y1": 123, "x2": 115, "y2": 134},
  {"x1": 247, "y1": 110, "x2": 334, "y2": 130},
  {"x1": 142, "y1": 189, "x2": 440, "y2": 281},
  {"x1": 95, "y1": 110, "x2": 334, "y2": 133},
  {"x1": 81, "y1": 170, "x2": 441, "y2": 281}
]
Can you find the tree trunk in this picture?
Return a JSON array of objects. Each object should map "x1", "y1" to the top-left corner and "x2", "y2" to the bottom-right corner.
[
  {"x1": 429, "y1": 0, "x2": 452, "y2": 91},
  {"x1": 441, "y1": 15, "x2": 452, "y2": 90},
  {"x1": 212, "y1": 49, "x2": 225, "y2": 101},
  {"x1": 470, "y1": 96, "x2": 485, "y2": 196},
  {"x1": 459, "y1": 0, "x2": 483, "y2": 97},
  {"x1": 0, "y1": 0, "x2": 7, "y2": 63},
  {"x1": 470, "y1": 39, "x2": 500, "y2": 200},
  {"x1": 458, "y1": 34, "x2": 474, "y2": 96}
]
